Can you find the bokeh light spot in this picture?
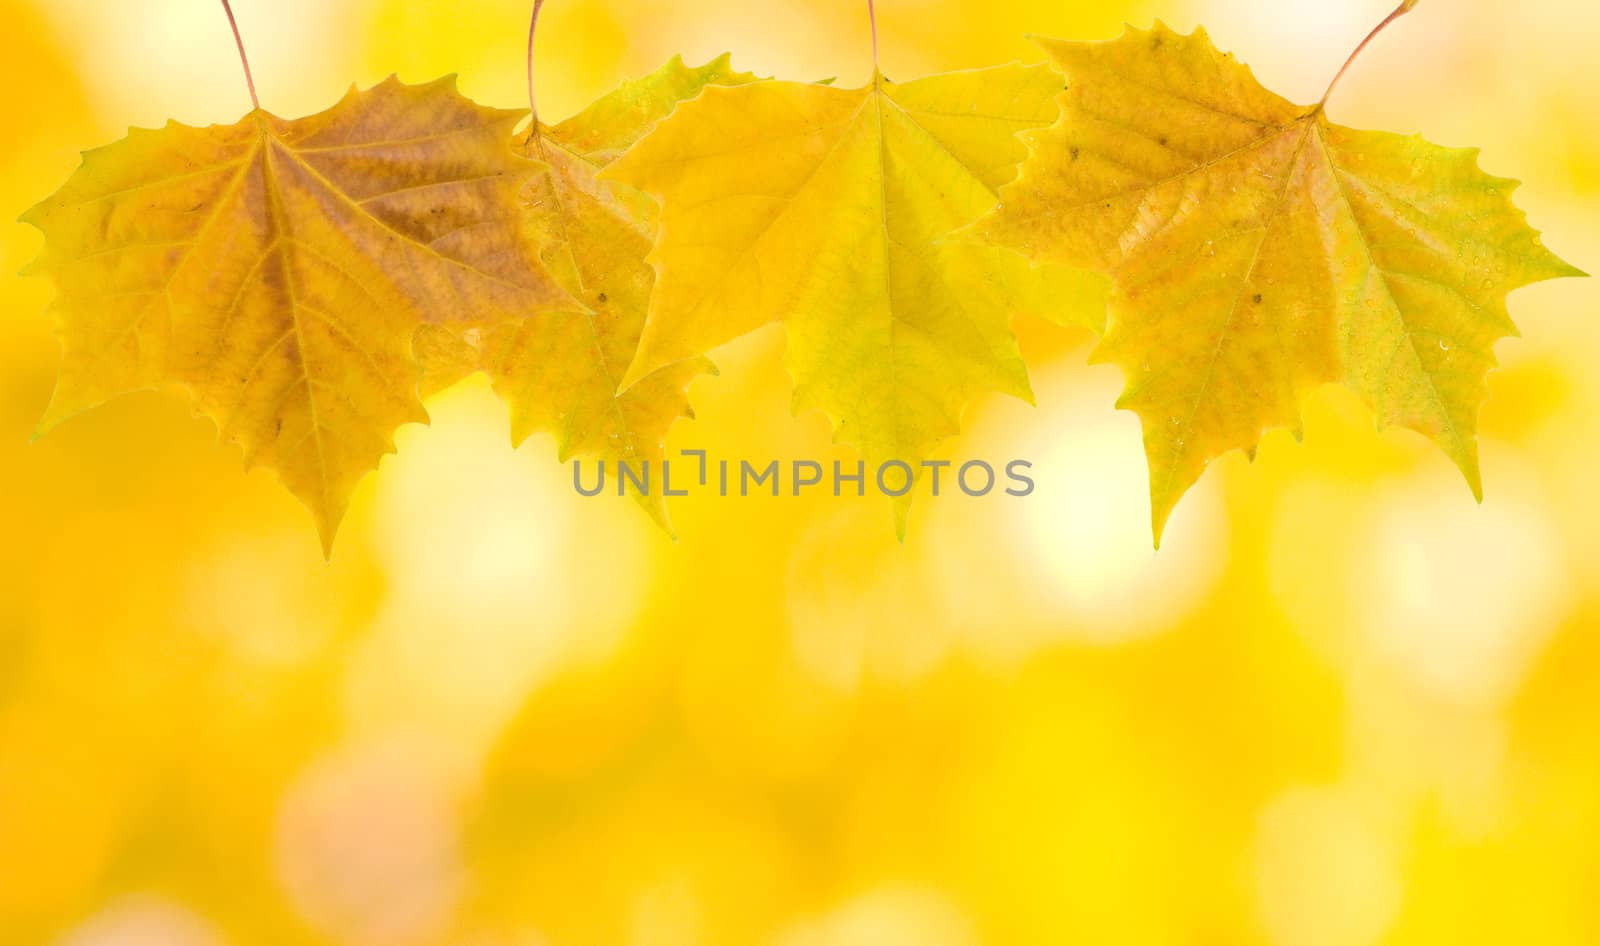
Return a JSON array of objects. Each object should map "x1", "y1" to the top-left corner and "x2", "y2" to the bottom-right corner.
[{"x1": 1253, "y1": 788, "x2": 1402, "y2": 946}]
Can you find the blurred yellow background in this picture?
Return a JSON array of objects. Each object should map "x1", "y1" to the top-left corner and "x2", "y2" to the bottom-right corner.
[{"x1": 2, "y1": 0, "x2": 1598, "y2": 944}]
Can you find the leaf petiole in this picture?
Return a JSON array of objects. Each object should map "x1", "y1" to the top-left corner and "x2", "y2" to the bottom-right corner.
[
  {"x1": 1318, "y1": 0, "x2": 1420, "y2": 110},
  {"x1": 869, "y1": 0, "x2": 880, "y2": 72},
  {"x1": 219, "y1": 0, "x2": 260, "y2": 111},
  {"x1": 527, "y1": 0, "x2": 547, "y2": 139}
]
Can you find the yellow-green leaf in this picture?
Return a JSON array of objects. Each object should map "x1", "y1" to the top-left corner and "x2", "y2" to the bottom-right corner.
[
  {"x1": 980, "y1": 22, "x2": 1584, "y2": 544},
  {"x1": 22, "y1": 77, "x2": 576, "y2": 552},
  {"x1": 605, "y1": 64, "x2": 1106, "y2": 532},
  {"x1": 419, "y1": 54, "x2": 758, "y2": 533}
]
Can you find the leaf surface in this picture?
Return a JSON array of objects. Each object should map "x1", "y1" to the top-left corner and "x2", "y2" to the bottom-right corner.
[
  {"x1": 605, "y1": 64, "x2": 1106, "y2": 531},
  {"x1": 980, "y1": 23, "x2": 1584, "y2": 543},
  {"x1": 418, "y1": 54, "x2": 758, "y2": 532},
  {"x1": 23, "y1": 77, "x2": 576, "y2": 551}
]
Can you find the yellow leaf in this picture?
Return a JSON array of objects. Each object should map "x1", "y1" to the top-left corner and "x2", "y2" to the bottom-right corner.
[
  {"x1": 605, "y1": 65, "x2": 1107, "y2": 533},
  {"x1": 419, "y1": 54, "x2": 758, "y2": 533},
  {"x1": 22, "y1": 76, "x2": 577, "y2": 552},
  {"x1": 980, "y1": 22, "x2": 1584, "y2": 545}
]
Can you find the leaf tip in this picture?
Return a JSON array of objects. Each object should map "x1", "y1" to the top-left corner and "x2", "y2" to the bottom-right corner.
[
  {"x1": 312, "y1": 510, "x2": 344, "y2": 560},
  {"x1": 1554, "y1": 258, "x2": 1589, "y2": 280},
  {"x1": 637, "y1": 493, "x2": 679, "y2": 540},
  {"x1": 1147, "y1": 19, "x2": 1177, "y2": 38},
  {"x1": 1149, "y1": 497, "x2": 1174, "y2": 550},
  {"x1": 1465, "y1": 463, "x2": 1485, "y2": 504},
  {"x1": 33, "y1": 388, "x2": 89, "y2": 440}
]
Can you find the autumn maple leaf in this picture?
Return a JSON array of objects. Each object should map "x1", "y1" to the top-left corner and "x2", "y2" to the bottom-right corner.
[
  {"x1": 604, "y1": 3, "x2": 1106, "y2": 535},
  {"x1": 979, "y1": 2, "x2": 1585, "y2": 545},
  {"x1": 22, "y1": 9, "x2": 576, "y2": 553},
  {"x1": 416, "y1": 1, "x2": 759, "y2": 533}
]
